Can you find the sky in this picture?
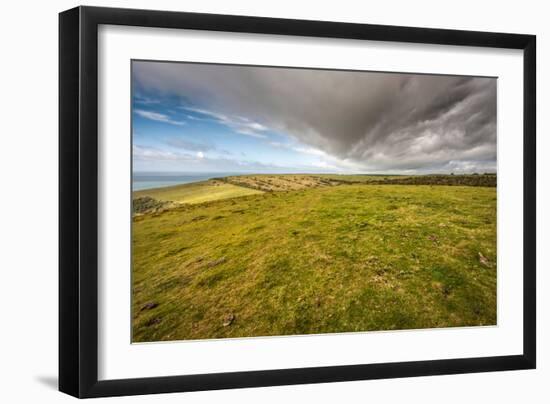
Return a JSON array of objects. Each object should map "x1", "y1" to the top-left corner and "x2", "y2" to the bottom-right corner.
[{"x1": 132, "y1": 60, "x2": 497, "y2": 175}]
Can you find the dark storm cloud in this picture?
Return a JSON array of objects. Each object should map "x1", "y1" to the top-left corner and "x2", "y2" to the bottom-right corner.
[{"x1": 133, "y1": 61, "x2": 496, "y2": 173}]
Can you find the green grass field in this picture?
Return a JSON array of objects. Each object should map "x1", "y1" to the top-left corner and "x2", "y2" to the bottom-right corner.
[
  {"x1": 132, "y1": 175, "x2": 497, "y2": 342},
  {"x1": 134, "y1": 180, "x2": 263, "y2": 205}
]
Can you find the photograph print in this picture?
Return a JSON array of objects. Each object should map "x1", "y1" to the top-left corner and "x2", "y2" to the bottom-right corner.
[{"x1": 131, "y1": 60, "x2": 497, "y2": 343}]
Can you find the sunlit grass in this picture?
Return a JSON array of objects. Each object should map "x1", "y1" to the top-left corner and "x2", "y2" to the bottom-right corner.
[
  {"x1": 132, "y1": 182, "x2": 496, "y2": 342},
  {"x1": 133, "y1": 180, "x2": 263, "y2": 204}
]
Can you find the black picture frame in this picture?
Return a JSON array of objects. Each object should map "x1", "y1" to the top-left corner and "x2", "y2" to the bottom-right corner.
[{"x1": 59, "y1": 6, "x2": 536, "y2": 398}]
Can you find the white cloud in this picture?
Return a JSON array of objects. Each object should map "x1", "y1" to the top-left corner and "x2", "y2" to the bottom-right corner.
[
  {"x1": 293, "y1": 146, "x2": 328, "y2": 157},
  {"x1": 134, "y1": 109, "x2": 186, "y2": 126},
  {"x1": 133, "y1": 145, "x2": 195, "y2": 161},
  {"x1": 183, "y1": 107, "x2": 268, "y2": 138},
  {"x1": 234, "y1": 128, "x2": 268, "y2": 138},
  {"x1": 134, "y1": 95, "x2": 160, "y2": 105}
]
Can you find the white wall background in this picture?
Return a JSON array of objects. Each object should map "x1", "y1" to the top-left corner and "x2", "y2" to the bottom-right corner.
[{"x1": 0, "y1": 0, "x2": 547, "y2": 402}]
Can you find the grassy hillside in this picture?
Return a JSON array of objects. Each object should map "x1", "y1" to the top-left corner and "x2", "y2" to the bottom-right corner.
[
  {"x1": 218, "y1": 173, "x2": 496, "y2": 191},
  {"x1": 133, "y1": 179, "x2": 263, "y2": 205},
  {"x1": 368, "y1": 174, "x2": 497, "y2": 187},
  {"x1": 221, "y1": 174, "x2": 342, "y2": 191},
  {"x1": 132, "y1": 182, "x2": 496, "y2": 342},
  {"x1": 316, "y1": 174, "x2": 406, "y2": 183}
]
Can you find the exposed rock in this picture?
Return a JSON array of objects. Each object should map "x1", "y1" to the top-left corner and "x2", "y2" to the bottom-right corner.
[
  {"x1": 208, "y1": 257, "x2": 227, "y2": 268},
  {"x1": 145, "y1": 317, "x2": 161, "y2": 326},
  {"x1": 222, "y1": 313, "x2": 235, "y2": 327},
  {"x1": 140, "y1": 302, "x2": 159, "y2": 311},
  {"x1": 478, "y1": 252, "x2": 490, "y2": 267}
]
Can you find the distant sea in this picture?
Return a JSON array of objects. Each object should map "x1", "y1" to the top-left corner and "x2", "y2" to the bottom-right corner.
[{"x1": 133, "y1": 172, "x2": 239, "y2": 191}]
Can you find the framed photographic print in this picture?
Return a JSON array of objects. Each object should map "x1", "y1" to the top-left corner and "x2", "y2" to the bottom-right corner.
[{"x1": 59, "y1": 6, "x2": 536, "y2": 398}]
